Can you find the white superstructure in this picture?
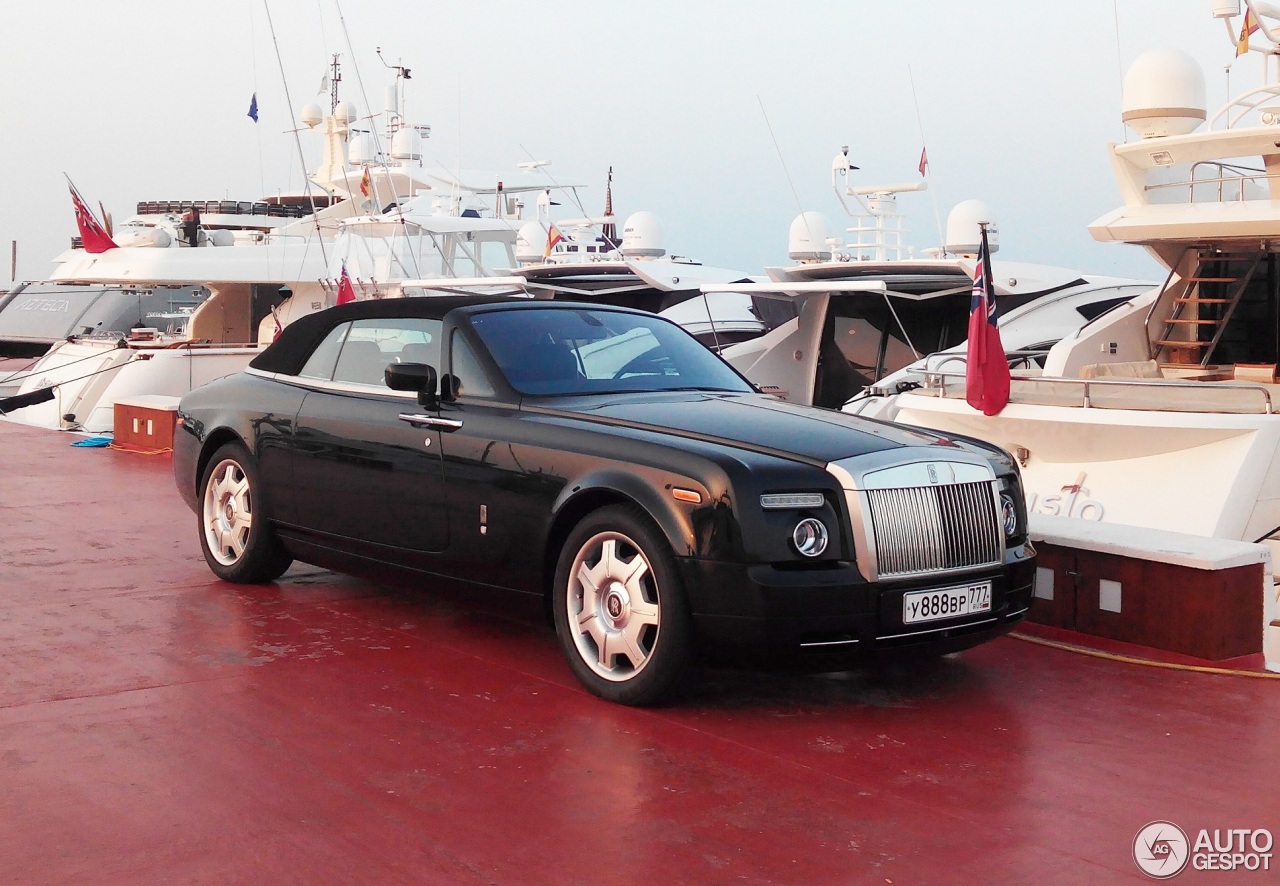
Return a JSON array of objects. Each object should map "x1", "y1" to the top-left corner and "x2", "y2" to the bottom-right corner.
[
  {"x1": 1, "y1": 59, "x2": 576, "y2": 433},
  {"x1": 708, "y1": 149, "x2": 1153, "y2": 409},
  {"x1": 877, "y1": 2, "x2": 1280, "y2": 548}
]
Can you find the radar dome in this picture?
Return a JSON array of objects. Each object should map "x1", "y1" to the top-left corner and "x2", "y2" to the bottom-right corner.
[
  {"x1": 348, "y1": 133, "x2": 376, "y2": 166},
  {"x1": 515, "y1": 221, "x2": 547, "y2": 264},
  {"x1": 334, "y1": 100, "x2": 358, "y2": 128},
  {"x1": 945, "y1": 200, "x2": 999, "y2": 256},
  {"x1": 621, "y1": 212, "x2": 665, "y2": 258},
  {"x1": 300, "y1": 103, "x2": 323, "y2": 129},
  {"x1": 390, "y1": 127, "x2": 423, "y2": 162},
  {"x1": 1122, "y1": 49, "x2": 1206, "y2": 138},
  {"x1": 788, "y1": 212, "x2": 832, "y2": 262}
]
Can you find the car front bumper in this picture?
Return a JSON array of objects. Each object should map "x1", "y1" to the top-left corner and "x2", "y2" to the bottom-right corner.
[{"x1": 680, "y1": 545, "x2": 1036, "y2": 665}]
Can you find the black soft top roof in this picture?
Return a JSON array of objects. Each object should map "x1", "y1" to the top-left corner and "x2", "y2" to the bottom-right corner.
[
  {"x1": 249, "y1": 295, "x2": 660, "y2": 376},
  {"x1": 250, "y1": 295, "x2": 512, "y2": 375}
]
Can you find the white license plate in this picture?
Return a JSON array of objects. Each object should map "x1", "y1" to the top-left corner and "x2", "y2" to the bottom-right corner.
[{"x1": 902, "y1": 581, "x2": 992, "y2": 625}]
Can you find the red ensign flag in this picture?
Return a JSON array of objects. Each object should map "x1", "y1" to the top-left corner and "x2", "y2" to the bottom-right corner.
[{"x1": 964, "y1": 226, "x2": 1010, "y2": 415}]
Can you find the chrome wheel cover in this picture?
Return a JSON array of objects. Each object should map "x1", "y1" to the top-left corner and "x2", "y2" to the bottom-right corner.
[
  {"x1": 566, "y1": 530, "x2": 661, "y2": 682},
  {"x1": 202, "y1": 458, "x2": 253, "y2": 567}
]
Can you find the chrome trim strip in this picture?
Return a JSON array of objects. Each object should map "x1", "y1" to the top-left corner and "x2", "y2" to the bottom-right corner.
[
  {"x1": 398, "y1": 414, "x2": 463, "y2": 430},
  {"x1": 1005, "y1": 606, "x2": 1030, "y2": 619},
  {"x1": 799, "y1": 638, "x2": 860, "y2": 648},
  {"x1": 244, "y1": 366, "x2": 419, "y2": 399},
  {"x1": 876, "y1": 616, "x2": 999, "y2": 641}
]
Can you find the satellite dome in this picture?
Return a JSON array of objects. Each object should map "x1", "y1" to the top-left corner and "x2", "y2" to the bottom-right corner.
[
  {"x1": 348, "y1": 133, "x2": 376, "y2": 166},
  {"x1": 788, "y1": 212, "x2": 832, "y2": 262},
  {"x1": 1122, "y1": 49, "x2": 1206, "y2": 138},
  {"x1": 390, "y1": 127, "x2": 422, "y2": 162},
  {"x1": 620, "y1": 212, "x2": 665, "y2": 258},
  {"x1": 515, "y1": 221, "x2": 546, "y2": 264},
  {"x1": 945, "y1": 200, "x2": 999, "y2": 256},
  {"x1": 300, "y1": 103, "x2": 323, "y2": 129},
  {"x1": 334, "y1": 100, "x2": 358, "y2": 129}
]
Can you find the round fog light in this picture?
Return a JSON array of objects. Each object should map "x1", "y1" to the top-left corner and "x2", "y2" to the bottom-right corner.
[
  {"x1": 1001, "y1": 494, "x2": 1018, "y2": 537},
  {"x1": 792, "y1": 517, "x2": 829, "y2": 557}
]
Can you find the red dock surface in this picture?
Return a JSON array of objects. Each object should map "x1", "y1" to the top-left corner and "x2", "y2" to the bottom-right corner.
[{"x1": 1, "y1": 419, "x2": 1277, "y2": 883}]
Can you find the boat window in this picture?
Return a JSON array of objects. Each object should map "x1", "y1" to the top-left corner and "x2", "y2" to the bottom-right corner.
[
  {"x1": 470, "y1": 307, "x2": 752, "y2": 396},
  {"x1": 449, "y1": 331, "x2": 495, "y2": 399},
  {"x1": 0, "y1": 285, "x2": 208, "y2": 350},
  {"x1": 824, "y1": 293, "x2": 970, "y2": 386},
  {"x1": 331, "y1": 317, "x2": 442, "y2": 387},
  {"x1": 1075, "y1": 296, "x2": 1134, "y2": 322}
]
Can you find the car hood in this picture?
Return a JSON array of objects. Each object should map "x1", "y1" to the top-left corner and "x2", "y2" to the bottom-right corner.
[{"x1": 537, "y1": 391, "x2": 968, "y2": 467}]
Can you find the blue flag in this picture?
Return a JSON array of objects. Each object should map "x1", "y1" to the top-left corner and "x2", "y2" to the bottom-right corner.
[{"x1": 247, "y1": 92, "x2": 258, "y2": 123}]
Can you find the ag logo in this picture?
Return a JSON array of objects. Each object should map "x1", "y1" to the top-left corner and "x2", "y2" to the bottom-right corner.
[{"x1": 1134, "y1": 821, "x2": 1190, "y2": 878}]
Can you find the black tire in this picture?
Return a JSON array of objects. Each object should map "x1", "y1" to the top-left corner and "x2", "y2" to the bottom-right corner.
[
  {"x1": 552, "y1": 504, "x2": 694, "y2": 705},
  {"x1": 197, "y1": 441, "x2": 293, "y2": 583}
]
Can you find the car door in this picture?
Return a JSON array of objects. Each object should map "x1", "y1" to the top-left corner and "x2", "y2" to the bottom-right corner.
[
  {"x1": 433, "y1": 327, "x2": 564, "y2": 591},
  {"x1": 291, "y1": 317, "x2": 450, "y2": 558}
]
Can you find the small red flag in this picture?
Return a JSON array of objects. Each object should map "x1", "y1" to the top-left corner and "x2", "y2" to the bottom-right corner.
[
  {"x1": 359, "y1": 167, "x2": 372, "y2": 199},
  {"x1": 964, "y1": 226, "x2": 1010, "y2": 416},
  {"x1": 918, "y1": 146, "x2": 929, "y2": 177},
  {"x1": 336, "y1": 264, "x2": 356, "y2": 305},
  {"x1": 67, "y1": 179, "x2": 118, "y2": 253}
]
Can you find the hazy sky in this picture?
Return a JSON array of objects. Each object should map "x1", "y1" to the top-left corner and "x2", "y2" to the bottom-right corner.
[{"x1": 0, "y1": 1, "x2": 1250, "y2": 284}]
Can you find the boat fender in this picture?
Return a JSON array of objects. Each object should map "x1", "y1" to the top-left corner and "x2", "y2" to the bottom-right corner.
[{"x1": 0, "y1": 386, "x2": 55, "y2": 415}]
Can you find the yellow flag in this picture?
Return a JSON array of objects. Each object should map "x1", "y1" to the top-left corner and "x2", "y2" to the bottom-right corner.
[{"x1": 1239, "y1": 9, "x2": 1260, "y2": 57}]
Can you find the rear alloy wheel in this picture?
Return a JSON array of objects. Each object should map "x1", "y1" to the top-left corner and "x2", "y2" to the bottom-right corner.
[
  {"x1": 553, "y1": 505, "x2": 693, "y2": 705},
  {"x1": 198, "y1": 442, "x2": 292, "y2": 583}
]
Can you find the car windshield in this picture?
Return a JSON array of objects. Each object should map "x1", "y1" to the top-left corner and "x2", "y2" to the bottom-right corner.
[{"x1": 470, "y1": 307, "x2": 754, "y2": 396}]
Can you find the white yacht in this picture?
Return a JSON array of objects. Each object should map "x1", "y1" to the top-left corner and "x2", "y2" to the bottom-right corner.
[
  {"x1": 466, "y1": 173, "x2": 767, "y2": 351},
  {"x1": 871, "y1": 1, "x2": 1280, "y2": 547},
  {"x1": 0, "y1": 63, "x2": 558, "y2": 433},
  {"x1": 708, "y1": 151, "x2": 1153, "y2": 408}
]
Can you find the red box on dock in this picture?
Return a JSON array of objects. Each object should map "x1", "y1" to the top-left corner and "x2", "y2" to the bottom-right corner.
[{"x1": 113, "y1": 395, "x2": 181, "y2": 453}]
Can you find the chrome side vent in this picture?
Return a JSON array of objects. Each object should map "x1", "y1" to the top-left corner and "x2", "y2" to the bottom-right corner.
[{"x1": 864, "y1": 480, "x2": 1002, "y2": 579}]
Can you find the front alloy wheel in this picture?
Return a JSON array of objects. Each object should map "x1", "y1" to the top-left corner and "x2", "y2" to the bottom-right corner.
[{"x1": 553, "y1": 505, "x2": 692, "y2": 705}]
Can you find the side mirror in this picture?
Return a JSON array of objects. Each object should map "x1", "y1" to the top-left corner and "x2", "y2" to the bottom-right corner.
[{"x1": 385, "y1": 362, "x2": 439, "y2": 408}]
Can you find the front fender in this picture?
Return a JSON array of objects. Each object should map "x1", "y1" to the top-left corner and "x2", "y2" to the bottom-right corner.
[{"x1": 550, "y1": 466, "x2": 704, "y2": 558}]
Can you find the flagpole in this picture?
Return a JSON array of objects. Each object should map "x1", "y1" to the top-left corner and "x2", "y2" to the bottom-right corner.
[{"x1": 908, "y1": 66, "x2": 947, "y2": 254}]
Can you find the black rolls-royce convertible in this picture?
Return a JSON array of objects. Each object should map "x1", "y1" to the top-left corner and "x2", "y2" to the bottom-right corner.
[{"x1": 174, "y1": 297, "x2": 1035, "y2": 705}]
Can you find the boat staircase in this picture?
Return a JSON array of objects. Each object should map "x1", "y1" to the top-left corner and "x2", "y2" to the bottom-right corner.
[{"x1": 1153, "y1": 249, "x2": 1264, "y2": 367}]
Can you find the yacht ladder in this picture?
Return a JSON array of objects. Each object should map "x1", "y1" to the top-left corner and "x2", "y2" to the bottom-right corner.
[{"x1": 1154, "y1": 250, "x2": 1264, "y2": 367}]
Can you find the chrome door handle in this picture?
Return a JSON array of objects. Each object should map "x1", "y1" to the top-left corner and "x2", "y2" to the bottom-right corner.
[{"x1": 398, "y1": 413, "x2": 464, "y2": 431}]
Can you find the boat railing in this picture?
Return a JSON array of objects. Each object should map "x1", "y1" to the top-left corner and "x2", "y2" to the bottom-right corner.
[
  {"x1": 134, "y1": 200, "x2": 324, "y2": 219},
  {"x1": 1142, "y1": 247, "x2": 1191, "y2": 359},
  {"x1": 844, "y1": 212, "x2": 912, "y2": 262},
  {"x1": 914, "y1": 348, "x2": 1051, "y2": 374},
  {"x1": 1143, "y1": 162, "x2": 1270, "y2": 203},
  {"x1": 914, "y1": 364, "x2": 1275, "y2": 414},
  {"x1": 1208, "y1": 82, "x2": 1280, "y2": 131}
]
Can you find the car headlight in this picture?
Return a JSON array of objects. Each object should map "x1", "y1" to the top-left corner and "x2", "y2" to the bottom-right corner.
[
  {"x1": 792, "y1": 517, "x2": 829, "y2": 557},
  {"x1": 1000, "y1": 493, "x2": 1018, "y2": 537}
]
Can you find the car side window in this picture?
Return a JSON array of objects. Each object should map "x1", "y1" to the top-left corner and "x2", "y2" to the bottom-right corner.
[
  {"x1": 449, "y1": 331, "x2": 496, "y2": 399},
  {"x1": 331, "y1": 317, "x2": 442, "y2": 387},
  {"x1": 298, "y1": 323, "x2": 350, "y2": 380}
]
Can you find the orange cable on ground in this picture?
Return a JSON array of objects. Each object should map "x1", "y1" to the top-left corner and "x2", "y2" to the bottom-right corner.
[
  {"x1": 108, "y1": 444, "x2": 172, "y2": 456},
  {"x1": 1009, "y1": 631, "x2": 1280, "y2": 679}
]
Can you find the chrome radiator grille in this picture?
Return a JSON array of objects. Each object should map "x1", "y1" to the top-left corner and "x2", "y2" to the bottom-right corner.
[{"x1": 864, "y1": 480, "x2": 1003, "y2": 579}]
